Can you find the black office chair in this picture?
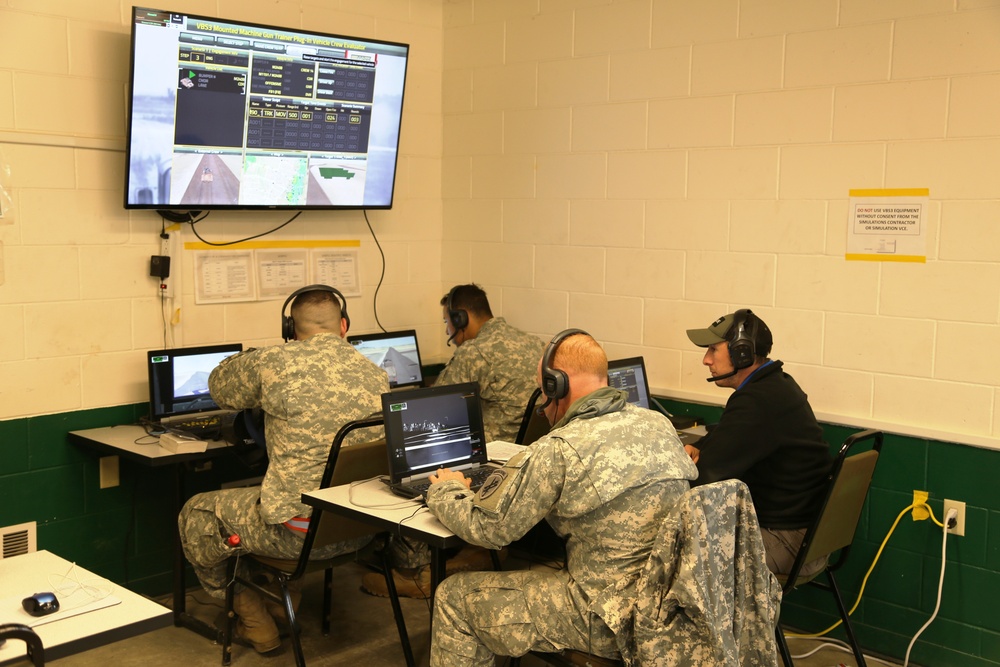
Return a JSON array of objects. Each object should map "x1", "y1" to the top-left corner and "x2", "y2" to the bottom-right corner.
[
  {"x1": 221, "y1": 416, "x2": 414, "y2": 667},
  {"x1": 515, "y1": 387, "x2": 550, "y2": 445},
  {"x1": 0, "y1": 624, "x2": 44, "y2": 666},
  {"x1": 775, "y1": 428, "x2": 884, "y2": 667}
]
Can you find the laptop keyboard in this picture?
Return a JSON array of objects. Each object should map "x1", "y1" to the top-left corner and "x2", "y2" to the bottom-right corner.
[
  {"x1": 163, "y1": 414, "x2": 224, "y2": 439},
  {"x1": 405, "y1": 465, "x2": 498, "y2": 497}
]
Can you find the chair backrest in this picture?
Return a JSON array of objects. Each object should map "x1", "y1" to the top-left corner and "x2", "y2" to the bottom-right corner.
[
  {"x1": 294, "y1": 416, "x2": 388, "y2": 573},
  {"x1": 784, "y1": 429, "x2": 883, "y2": 590},
  {"x1": 515, "y1": 387, "x2": 550, "y2": 445}
]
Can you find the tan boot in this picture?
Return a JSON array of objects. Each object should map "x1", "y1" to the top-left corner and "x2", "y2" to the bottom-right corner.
[
  {"x1": 232, "y1": 589, "x2": 281, "y2": 653},
  {"x1": 263, "y1": 579, "x2": 302, "y2": 623},
  {"x1": 360, "y1": 566, "x2": 431, "y2": 599}
]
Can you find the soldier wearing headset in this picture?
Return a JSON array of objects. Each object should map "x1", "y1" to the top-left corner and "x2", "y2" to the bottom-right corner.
[
  {"x1": 425, "y1": 330, "x2": 696, "y2": 666},
  {"x1": 685, "y1": 309, "x2": 832, "y2": 578}
]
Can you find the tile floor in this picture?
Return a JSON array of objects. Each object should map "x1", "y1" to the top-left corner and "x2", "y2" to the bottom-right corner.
[{"x1": 36, "y1": 560, "x2": 904, "y2": 667}]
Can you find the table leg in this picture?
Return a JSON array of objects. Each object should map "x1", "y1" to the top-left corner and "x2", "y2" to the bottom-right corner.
[{"x1": 172, "y1": 462, "x2": 221, "y2": 641}]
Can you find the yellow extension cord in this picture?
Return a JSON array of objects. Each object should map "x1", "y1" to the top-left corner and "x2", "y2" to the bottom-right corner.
[{"x1": 787, "y1": 501, "x2": 944, "y2": 639}]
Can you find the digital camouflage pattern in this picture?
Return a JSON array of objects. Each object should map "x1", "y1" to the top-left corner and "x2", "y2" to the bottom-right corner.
[
  {"x1": 435, "y1": 317, "x2": 545, "y2": 442},
  {"x1": 207, "y1": 332, "x2": 389, "y2": 522},
  {"x1": 619, "y1": 479, "x2": 782, "y2": 666},
  {"x1": 427, "y1": 387, "x2": 698, "y2": 666},
  {"x1": 178, "y1": 332, "x2": 389, "y2": 598},
  {"x1": 178, "y1": 486, "x2": 372, "y2": 599}
]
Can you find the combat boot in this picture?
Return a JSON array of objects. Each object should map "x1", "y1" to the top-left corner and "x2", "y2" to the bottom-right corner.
[{"x1": 232, "y1": 589, "x2": 281, "y2": 653}]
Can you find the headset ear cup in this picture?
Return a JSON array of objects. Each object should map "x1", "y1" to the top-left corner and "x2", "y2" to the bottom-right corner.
[
  {"x1": 729, "y1": 339, "x2": 755, "y2": 369},
  {"x1": 727, "y1": 309, "x2": 756, "y2": 370}
]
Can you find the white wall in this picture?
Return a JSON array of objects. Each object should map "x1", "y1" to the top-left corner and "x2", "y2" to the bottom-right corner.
[
  {"x1": 0, "y1": 0, "x2": 445, "y2": 420},
  {"x1": 440, "y1": 0, "x2": 1000, "y2": 449},
  {"x1": 4, "y1": 0, "x2": 1000, "y2": 451}
]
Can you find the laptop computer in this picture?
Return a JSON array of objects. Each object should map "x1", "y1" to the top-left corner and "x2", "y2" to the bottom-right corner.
[
  {"x1": 607, "y1": 356, "x2": 653, "y2": 409},
  {"x1": 381, "y1": 381, "x2": 497, "y2": 499},
  {"x1": 607, "y1": 356, "x2": 701, "y2": 445},
  {"x1": 347, "y1": 329, "x2": 424, "y2": 389},
  {"x1": 147, "y1": 343, "x2": 242, "y2": 437}
]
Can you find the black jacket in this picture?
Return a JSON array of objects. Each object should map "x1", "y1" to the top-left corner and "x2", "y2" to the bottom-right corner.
[{"x1": 692, "y1": 361, "x2": 832, "y2": 529}]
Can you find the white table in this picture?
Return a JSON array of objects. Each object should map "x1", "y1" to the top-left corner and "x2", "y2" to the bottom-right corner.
[
  {"x1": 0, "y1": 550, "x2": 170, "y2": 665},
  {"x1": 67, "y1": 425, "x2": 235, "y2": 639},
  {"x1": 302, "y1": 479, "x2": 465, "y2": 598}
]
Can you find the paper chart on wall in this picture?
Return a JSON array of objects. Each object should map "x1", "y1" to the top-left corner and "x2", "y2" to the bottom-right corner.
[
  {"x1": 194, "y1": 250, "x2": 256, "y2": 303},
  {"x1": 846, "y1": 188, "x2": 928, "y2": 263}
]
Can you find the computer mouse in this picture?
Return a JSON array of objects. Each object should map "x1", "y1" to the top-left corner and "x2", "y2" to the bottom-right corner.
[{"x1": 22, "y1": 592, "x2": 59, "y2": 616}]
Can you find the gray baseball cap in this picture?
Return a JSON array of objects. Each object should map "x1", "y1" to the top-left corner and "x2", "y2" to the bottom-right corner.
[{"x1": 686, "y1": 310, "x2": 773, "y2": 355}]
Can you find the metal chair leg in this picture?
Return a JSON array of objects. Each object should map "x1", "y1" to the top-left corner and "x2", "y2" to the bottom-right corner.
[{"x1": 828, "y1": 571, "x2": 867, "y2": 667}]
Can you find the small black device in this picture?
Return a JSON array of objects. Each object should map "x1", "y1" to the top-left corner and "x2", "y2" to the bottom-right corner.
[
  {"x1": 149, "y1": 254, "x2": 170, "y2": 279},
  {"x1": 22, "y1": 592, "x2": 59, "y2": 617},
  {"x1": 280, "y1": 284, "x2": 350, "y2": 342}
]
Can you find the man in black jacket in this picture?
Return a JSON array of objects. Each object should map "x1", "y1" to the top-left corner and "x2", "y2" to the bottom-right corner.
[{"x1": 685, "y1": 309, "x2": 832, "y2": 577}]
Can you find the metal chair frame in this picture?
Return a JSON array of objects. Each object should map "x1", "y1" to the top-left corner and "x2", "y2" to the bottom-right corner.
[
  {"x1": 775, "y1": 428, "x2": 884, "y2": 667},
  {"x1": 220, "y1": 416, "x2": 413, "y2": 667}
]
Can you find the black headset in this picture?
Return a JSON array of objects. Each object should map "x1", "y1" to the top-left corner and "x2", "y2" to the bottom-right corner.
[
  {"x1": 541, "y1": 328, "x2": 589, "y2": 402},
  {"x1": 727, "y1": 309, "x2": 757, "y2": 371},
  {"x1": 280, "y1": 284, "x2": 350, "y2": 342},
  {"x1": 445, "y1": 285, "x2": 469, "y2": 333}
]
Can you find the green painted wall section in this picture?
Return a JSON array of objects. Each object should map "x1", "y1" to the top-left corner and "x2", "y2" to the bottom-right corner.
[{"x1": 1, "y1": 396, "x2": 997, "y2": 665}]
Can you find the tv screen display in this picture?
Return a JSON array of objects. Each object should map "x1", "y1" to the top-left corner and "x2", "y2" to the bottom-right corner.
[{"x1": 124, "y1": 7, "x2": 409, "y2": 211}]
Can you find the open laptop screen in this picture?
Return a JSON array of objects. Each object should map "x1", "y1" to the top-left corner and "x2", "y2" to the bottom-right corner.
[
  {"x1": 607, "y1": 356, "x2": 652, "y2": 410},
  {"x1": 382, "y1": 382, "x2": 487, "y2": 484},
  {"x1": 347, "y1": 329, "x2": 424, "y2": 389},
  {"x1": 147, "y1": 343, "x2": 242, "y2": 422}
]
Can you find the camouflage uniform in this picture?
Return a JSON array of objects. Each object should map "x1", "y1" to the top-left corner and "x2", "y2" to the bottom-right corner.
[
  {"x1": 178, "y1": 332, "x2": 389, "y2": 599},
  {"x1": 435, "y1": 317, "x2": 545, "y2": 442},
  {"x1": 426, "y1": 387, "x2": 698, "y2": 666},
  {"x1": 617, "y1": 479, "x2": 781, "y2": 666}
]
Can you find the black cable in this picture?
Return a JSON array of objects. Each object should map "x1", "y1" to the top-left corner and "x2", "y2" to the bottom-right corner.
[
  {"x1": 363, "y1": 209, "x2": 387, "y2": 332},
  {"x1": 184, "y1": 210, "x2": 303, "y2": 246}
]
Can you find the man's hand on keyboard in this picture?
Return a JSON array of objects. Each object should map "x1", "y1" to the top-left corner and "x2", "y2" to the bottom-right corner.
[{"x1": 429, "y1": 467, "x2": 471, "y2": 489}]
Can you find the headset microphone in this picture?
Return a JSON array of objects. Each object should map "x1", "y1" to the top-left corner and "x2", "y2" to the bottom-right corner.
[{"x1": 706, "y1": 369, "x2": 740, "y2": 382}]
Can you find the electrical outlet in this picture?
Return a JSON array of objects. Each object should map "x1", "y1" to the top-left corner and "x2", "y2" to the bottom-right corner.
[
  {"x1": 158, "y1": 234, "x2": 174, "y2": 298},
  {"x1": 943, "y1": 499, "x2": 966, "y2": 536},
  {"x1": 99, "y1": 456, "x2": 120, "y2": 489}
]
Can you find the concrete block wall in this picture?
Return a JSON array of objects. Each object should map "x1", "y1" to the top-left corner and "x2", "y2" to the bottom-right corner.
[
  {"x1": 0, "y1": 0, "x2": 446, "y2": 421},
  {"x1": 440, "y1": 0, "x2": 1000, "y2": 449}
]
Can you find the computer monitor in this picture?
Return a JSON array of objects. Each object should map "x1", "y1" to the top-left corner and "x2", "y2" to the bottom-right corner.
[
  {"x1": 607, "y1": 356, "x2": 652, "y2": 410},
  {"x1": 147, "y1": 343, "x2": 242, "y2": 421},
  {"x1": 381, "y1": 381, "x2": 488, "y2": 484},
  {"x1": 347, "y1": 329, "x2": 423, "y2": 389}
]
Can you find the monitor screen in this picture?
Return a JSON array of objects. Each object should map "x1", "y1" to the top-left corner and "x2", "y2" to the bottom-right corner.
[
  {"x1": 607, "y1": 356, "x2": 652, "y2": 410},
  {"x1": 124, "y1": 7, "x2": 409, "y2": 211},
  {"x1": 381, "y1": 382, "x2": 487, "y2": 482},
  {"x1": 347, "y1": 329, "x2": 423, "y2": 389},
  {"x1": 147, "y1": 343, "x2": 242, "y2": 420}
]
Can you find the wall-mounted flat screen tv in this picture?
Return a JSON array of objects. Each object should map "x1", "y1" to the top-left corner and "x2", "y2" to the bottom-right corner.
[{"x1": 124, "y1": 7, "x2": 409, "y2": 211}]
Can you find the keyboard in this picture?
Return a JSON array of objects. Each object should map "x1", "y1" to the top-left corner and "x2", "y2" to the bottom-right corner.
[
  {"x1": 162, "y1": 414, "x2": 225, "y2": 439},
  {"x1": 389, "y1": 464, "x2": 499, "y2": 499}
]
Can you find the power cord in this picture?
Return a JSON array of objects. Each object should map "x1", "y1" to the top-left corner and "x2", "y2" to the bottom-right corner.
[
  {"x1": 181, "y1": 210, "x2": 305, "y2": 246},
  {"x1": 787, "y1": 499, "x2": 954, "y2": 666},
  {"x1": 362, "y1": 209, "x2": 387, "y2": 333},
  {"x1": 902, "y1": 507, "x2": 957, "y2": 667}
]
